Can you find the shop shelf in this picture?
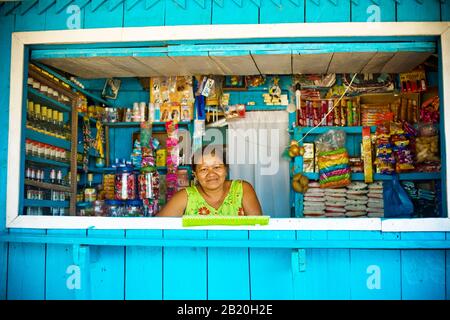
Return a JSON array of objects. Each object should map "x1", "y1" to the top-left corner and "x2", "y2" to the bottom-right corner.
[
  {"x1": 303, "y1": 172, "x2": 441, "y2": 181},
  {"x1": 103, "y1": 121, "x2": 191, "y2": 128},
  {"x1": 297, "y1": 126, "x2": 377, "y2": 135},
  {"x1": 24, "y1": 179, "x2": 71, "y2": 192},
  {"x1": 77, "y1": 144, "x2": 100, "y2": 157},
  {"x1": 78, "y1": 112, "x2": 98, "y2": 125},
  {"x1": 25, "y1": 129, "x2": 71, "y2": 150},
  {"x1": 24, "y1": 199, "x2": 69, "y2": 208},
  {"x1": 156, "y1": 165, "x2": 192, "y2": 171},
  {"x1": 77, "y1": 166, "x2": 115, "y2": 173},
  {"x1": 26, "y1": 155, "x2": 70, "y2": 168},
  {"x1": 33, "y1": 61, "x2": 113, "y2": 107},
  {"x1": 27, "y1": 87, "x2": 72, "y2": 113}
]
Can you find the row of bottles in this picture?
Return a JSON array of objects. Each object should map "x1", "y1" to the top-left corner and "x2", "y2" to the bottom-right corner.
[
  {"x1": 26, "y1": 100, "x2": 71, "y2": 140},
  {"x1": 25, "y1": 206, "x2": 67, "y2": 216},
  {"x1": 25, "y1": 166, "x2": 69, "y2": 186}
]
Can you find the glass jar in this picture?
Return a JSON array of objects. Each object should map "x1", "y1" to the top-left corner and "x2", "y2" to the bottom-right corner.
[
  {"x1": 115, "y1": 166, "x2": 136, "y2": 200},
  {"x1": 125, "y1": 199, "x2": 144, "y2": 217},
  {"x1": 78, "y1": 202, "x2": 94, "y2": 216},
  {"x1": 93, "y1": 200, "x2": 106, "y2": 216},
  {"x1": 105, "y1": 200, "x2": 125, "y2": 217},
  {"x1": 138, "y1": 171, "x2": 154, "y2": 200}
]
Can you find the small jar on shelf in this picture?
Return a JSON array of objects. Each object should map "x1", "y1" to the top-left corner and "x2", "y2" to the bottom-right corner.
[
  {"x1": 125, "y1": 199, "x2": 144, "y2": 217},
  {"x1": 105, "y1": 200, "x2": 125, "y2": 217}
]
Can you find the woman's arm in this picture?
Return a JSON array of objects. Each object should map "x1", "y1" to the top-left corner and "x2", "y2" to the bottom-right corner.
[
  {"x1": 156, "y1": 189, "x2": 188, "y2": 217},
  {"x1": 242, "y1": 181, "x2": 263, "y2": 216}
]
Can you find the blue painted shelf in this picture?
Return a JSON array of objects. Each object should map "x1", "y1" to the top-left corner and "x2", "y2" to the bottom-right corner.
[
  {"x1": 157, "y1": 166, "x2": 192, "y2": 171},
  {"x1": 77, "y1": 144, "x2": 100, "y2": 157},
  {"x1": 76, "y1": 166, "x2": 192, "y2": 174},
  {"x1": 23, "y1": 200, "x2": 69, "y2": 208},
  {"x1": 297, "y1": 126, "x2": 377, "y2": 134},
  {"x1": 24, "y1": 179, "x2": 71, "y2": 192},
  {"x1": 27, "y1": 87, "x2": 71, "y2": 113},
  {"x1": 303, "y1": 172, "x2": 441, "y2": 181},
  {"x1": 103, "y1": 121, "x2": 191, "y2": 128},
  {"x1": 78, "y1": 112, "x2": 98, "y2": 125},
  {"x1": 33, "y1": 61, "x2": 113, "y2": 107},
  {"x1": 25, "y1": 155, "x2": 70, "y2": 168},
  {"x1": 77, "y1": 166, "x2": 115, "y2": 173},
  {"x1": 246, "y1": 105, "x2": 288, "y2": 111},
  {"x1": 25, "y1": 129, "x2": 71, "y2": 150}
]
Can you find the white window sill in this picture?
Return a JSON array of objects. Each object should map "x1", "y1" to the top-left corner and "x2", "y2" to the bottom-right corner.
[{"x1": 6, "y1": 216, "x2": 450, "y2": 232}]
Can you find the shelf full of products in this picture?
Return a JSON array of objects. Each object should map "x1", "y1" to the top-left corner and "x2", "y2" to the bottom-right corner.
[{"x1": 290, "y1": 70, "x2": 442, "y2": 219}]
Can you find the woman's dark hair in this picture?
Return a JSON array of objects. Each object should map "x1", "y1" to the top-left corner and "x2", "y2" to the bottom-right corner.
[{"x1": 192, "y1": 144, "x2": 227, "y2": 171}]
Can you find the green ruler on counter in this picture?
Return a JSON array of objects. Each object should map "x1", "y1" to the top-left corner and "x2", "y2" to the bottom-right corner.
[{"x1": 182, "y1": 215, "x2": 270, "y2": 227}]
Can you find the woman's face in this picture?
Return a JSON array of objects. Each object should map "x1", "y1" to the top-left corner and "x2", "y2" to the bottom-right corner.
[{"x1": 195, "y1": 154, "x2": 227, "y2": 190}]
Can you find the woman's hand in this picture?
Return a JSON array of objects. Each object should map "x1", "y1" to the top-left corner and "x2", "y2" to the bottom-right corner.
[
  {"x1": 242, "y1": 181, "x2": 263, "y2": 216},
  {"x1": 155, "y1": 189, "x2": 188, "y2": 217}
]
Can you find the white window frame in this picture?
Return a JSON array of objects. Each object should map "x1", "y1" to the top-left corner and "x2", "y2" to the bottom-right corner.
[{"x1": 7, "y1": 22, "x2": 450, "y2": 231}]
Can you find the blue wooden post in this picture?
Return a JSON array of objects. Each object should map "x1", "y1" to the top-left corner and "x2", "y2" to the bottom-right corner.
[
  {"x1": 45, "y1": 230, "x2": 87, "y2": 299},
  {"x1": 125, "y1": 230, "x2": 163, "y2": 300},
  {"x1": 348, "y1": 231, "x2": 401, "y2": 299},
  {"x1": 351, "y1": 0, "x2": 396, "y2": 22},
  {"x1": 396, "y1": 0, "x2": 441, "y2": 21},
  {"x1": 447, "y1": 232, "x2": 450, "y2": 299},
  {"x1": 400, "y1": 233, "x2": 446, "y2": 299},
  {"x1": 212, "y1": 0, "x2": 259, "y2": 24},
  {"x1": 0, "y1": 15, "x2": 14, "y2": 232},
  {"x1": 7, "y1": 230, "x2": 46, "y2": 300},
  {"x1": 293, "y1": 231, "x2": 351, "y2": 299},
  {"x1": 123, "y1": 0, "x2": 166, "y2": 27},
  {"x1": 86, "y1": 229, "x2": 125, "y2": 299},
  {"x1": 260, "y1": 0, "x2": 305, "y2": 24},
  {"x1": 305, "y1": 0, "x2": 351, "y2": 22},
  {"x1": 207, "y1": 230, "x2": 250, "y2": 299},
  {"x1": 163, "y1": 230, "x2": 207, "y2": 299},
  {"x1": 0, "y1": 237, "x2": 7, "y2": 299},
  {"x1": 165, "y1": 0, "x2": 212, "y2": 26},
  {"x1": 249, "y1": 231, "x2": 295, "y2": 299}
]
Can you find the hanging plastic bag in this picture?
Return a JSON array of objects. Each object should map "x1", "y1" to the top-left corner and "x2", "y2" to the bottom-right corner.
[
  {"x1": 383, "y1": 175, "x2": 414, "y2": 218},
  {"x1": 315, "y1": 130, "x2": 350, "y2": 188}
]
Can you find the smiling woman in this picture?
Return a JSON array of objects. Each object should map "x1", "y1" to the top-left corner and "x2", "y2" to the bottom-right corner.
[{"x1": 156, "y1": 146, "x2": 263, "y2": 217}]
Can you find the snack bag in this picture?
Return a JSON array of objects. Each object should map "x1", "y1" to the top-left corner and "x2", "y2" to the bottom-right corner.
[{"x1": 315, "y1": 130, "x2": 350, "y2": 188}]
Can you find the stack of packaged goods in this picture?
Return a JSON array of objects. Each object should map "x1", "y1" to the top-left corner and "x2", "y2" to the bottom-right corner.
[
  {"x1": 366, "y1": 182, "x2": 384, "y2": 217},
  {"x1": 324, "y1": 188, "x2": 347, "y2": 217},
  {"x1": 374, "y1": 122, "x2": 395, "y2": 174},
  {"x1": 391, "y1": 122, "x2": 415, "y2": 173},
  {"x1": 345, "y1": 182, "x2": 369, "y2": 217},
  {"x1": 361, "y1": 104, "x2": 391, "y2": 126},
  {"x1": 303, "y1": 182, "x2": 325, "y2": 218}
]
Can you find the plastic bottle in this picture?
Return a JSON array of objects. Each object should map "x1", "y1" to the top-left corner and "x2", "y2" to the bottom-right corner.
[
  {"x1": 154, "y1": 103, "x2": 161, "y2": 122},
  {"x1": 149, "y1": 103, "x2": 155, "y2": 122}
]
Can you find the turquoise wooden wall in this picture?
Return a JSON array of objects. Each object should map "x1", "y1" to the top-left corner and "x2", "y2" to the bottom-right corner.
[{"x1": 1, "y1": 0, "x2": 450, "y2": 300}]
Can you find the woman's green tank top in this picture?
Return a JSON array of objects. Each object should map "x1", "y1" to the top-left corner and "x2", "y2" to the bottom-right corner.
[{"x1": 184, "y1": 180, "x2": 244, "y2": 216}]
